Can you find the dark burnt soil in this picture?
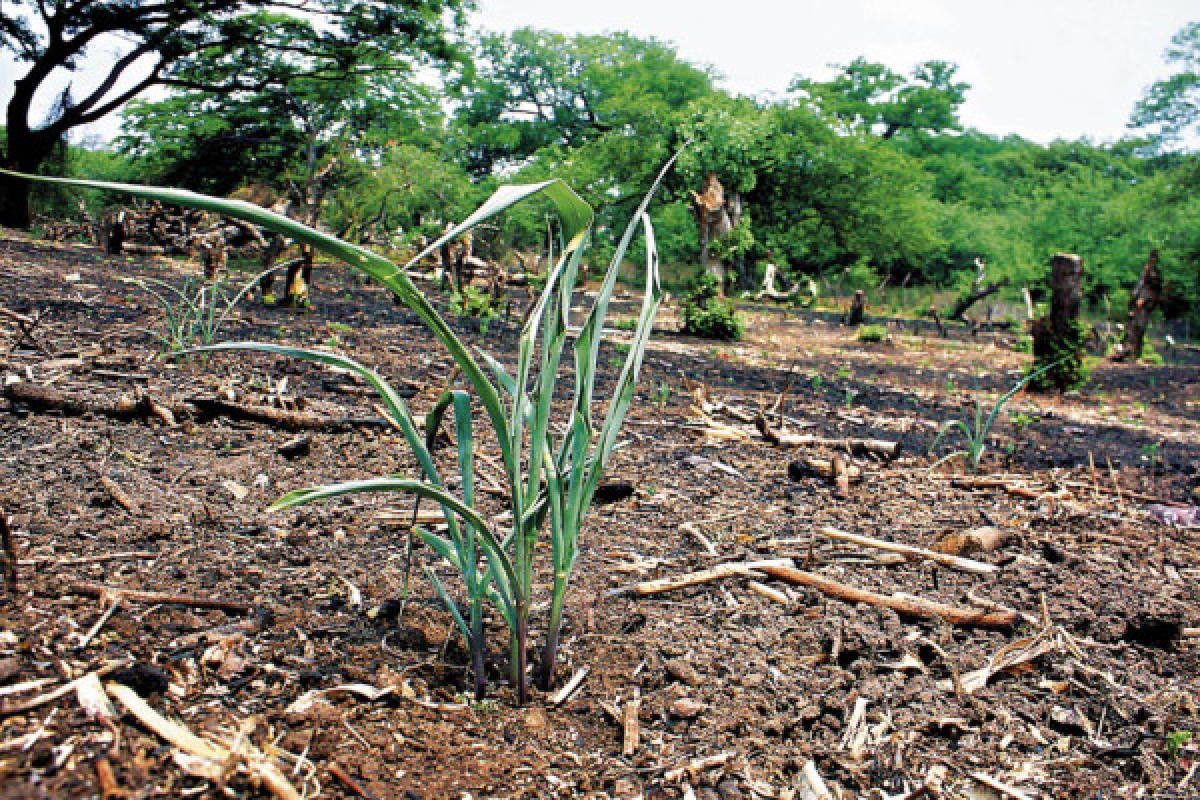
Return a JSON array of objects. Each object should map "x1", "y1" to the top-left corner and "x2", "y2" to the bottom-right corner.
[{"x1": 1, "y1": 232, "x2": 1198, "y2": 800}]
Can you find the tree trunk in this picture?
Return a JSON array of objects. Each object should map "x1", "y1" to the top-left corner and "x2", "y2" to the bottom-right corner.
[
  {"x1": 947, "y1": 259, "x2": 1008, "y2": 320},
  {"x1": 1113, "y1": 248, "x2": 1162, "y2": 362},
  {"x1": 690, "y1": 173, "x2": 735, "y2": 290},
  {"x1": 1030, "y1": 253, "x2": 1087, "y2": 390},
  {"x1": 1, "y1": 102, "x2": 65, "y2": 229},
  {"x1": 847, "y1": 290, "x2": 866, "y2": 326},
  {"x1": 0, "y1": 150, "x2": 45, "y2": 229}
]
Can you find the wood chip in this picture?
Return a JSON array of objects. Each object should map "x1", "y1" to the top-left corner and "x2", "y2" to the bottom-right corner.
[{"x1": 622, "y1": 688, "x2": 641, "y2": 756}]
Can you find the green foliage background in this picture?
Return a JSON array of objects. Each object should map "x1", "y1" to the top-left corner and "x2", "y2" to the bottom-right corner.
[{"x1": 28, "y1": 20, "x2": 1200, "y2": 326}]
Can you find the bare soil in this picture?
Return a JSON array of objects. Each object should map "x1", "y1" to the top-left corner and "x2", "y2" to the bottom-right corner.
[{"x1": 1, "y1": 232, "x2": 1198, "y2": 799}]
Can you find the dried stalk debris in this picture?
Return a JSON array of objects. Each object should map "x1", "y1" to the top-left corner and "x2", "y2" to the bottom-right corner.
[
  {"x1": 816, "y1": 525, "x2": 998, "y2": 574},
  {"x1": 761, "y1": 565, "x2": 1018, "y2": 628},
  {"x1": 69, "y1": 583, "x2": 252, "y2": 614}
]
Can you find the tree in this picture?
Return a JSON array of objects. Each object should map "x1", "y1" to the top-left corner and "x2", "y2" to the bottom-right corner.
[
  {"x1": 789, "y1": 57, "x2": 970, "y2": 139},
  {"x1": 1130, "y1": 21, "x2": 1200, "y2": 148},
  {"x1": 0, "y1": 0, "x2": 469, "y2": 228},
  {"x1": 453, "y1": 28, "x2": 715, "y2": 177}
]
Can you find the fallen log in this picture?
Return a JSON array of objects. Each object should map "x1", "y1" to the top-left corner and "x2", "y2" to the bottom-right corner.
[
  {"x1": 3, "y1": 383, "x2": 388, "y2": 432},
  {"x1": 4, "y1": 382, "x2": 155, "y2": 420},
  {"x1": 756, "y1": 416, "x2": 900, "y2": 459},
  {"x1": 761, "y1": 565, "x2": 1017, "y2": 629},
  {"x1": 185, "y1": 396, "x2": 389, "y2": 433},
  {"x1": 816, "y1": 526, "x2": 998, "y2": 575},
  {"x1": 69, "y1": 583, "x2": 252, "y2": 614}
]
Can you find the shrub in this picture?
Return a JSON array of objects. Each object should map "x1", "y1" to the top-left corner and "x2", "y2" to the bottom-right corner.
[
  {"x1": 680, "y1": 273, "x2": 744, "y2": 340},
  {"x1": 1029, "y1": 317, "x2": 1089, "y2": 391},
  {"x1": 857, "y1": 324, "x2": 887, "y2": 343},
  {"x1": 1141, "y1": 346, "x2": 1164, "y2": 365}
]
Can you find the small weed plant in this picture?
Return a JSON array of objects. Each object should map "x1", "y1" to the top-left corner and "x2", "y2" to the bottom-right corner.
[
  {"x1": 856, "y1": 324, "x2": 887, "y2": 343},
  {"x1": 13, "y1": 159, "x2": 675, "y2": 704},
  {"x1": 450, "y1": 284, "x2": 503, "y2": 334},
  {"x1": 928, "y1": 360, "x2": 1062, "y2": 472},
  {"x1": 654, "y1": 382, "x2": 671, "y2": 409},
  {"x1": 125, "y1": 265, "x2": 280, "y2": 357},
  {"x1": 680, "y1": 273, "x2": 744, "y2": 340}
]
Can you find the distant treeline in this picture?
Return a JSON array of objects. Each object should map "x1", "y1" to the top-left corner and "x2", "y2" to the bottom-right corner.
[{"x1": 19, "y1": 22, "x2": 1200, "y2": 322}]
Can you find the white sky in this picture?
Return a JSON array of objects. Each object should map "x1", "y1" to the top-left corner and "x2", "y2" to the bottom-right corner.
[
  {"x1": 476, "y1": 0, "x2": 1197, "y2": 145},
  {"x1": 1, "y1": 0, "x2": 1195, "y2": 147}
]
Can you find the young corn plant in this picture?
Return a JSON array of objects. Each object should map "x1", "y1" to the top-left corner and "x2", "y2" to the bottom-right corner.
[
  {"x1": 125, "y1": 265, "x2": 283, "y2": 356},
  {"x1": 8, "y1": 158, "x2": 673, "y2": 703},
  {"x1": 928, "y1": 359, "x2": 1062, "y2": 472}
]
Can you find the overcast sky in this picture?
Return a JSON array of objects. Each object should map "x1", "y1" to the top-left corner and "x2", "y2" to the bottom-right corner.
[{"x1": 2, "y1": 0, "x2": 1195, "y2": 147}]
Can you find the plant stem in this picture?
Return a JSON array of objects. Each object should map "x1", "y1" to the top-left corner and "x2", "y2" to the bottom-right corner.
[
  {"x1": 538, "y1": 577, "x2": 567, "y2": 691},
  {"x1": 515, "y1": 613, "x2": 529, "y2": 705},
  {"x1": 470, "y1": 607, "x2": 486, "y2": 702}
]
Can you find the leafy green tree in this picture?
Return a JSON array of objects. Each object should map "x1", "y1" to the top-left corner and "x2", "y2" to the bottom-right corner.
[
  {"x1": 789, "y1": 57, "x2": 970, "y2": 139},
  {"x1": 0, "y1": 0, "x2": 469, "y2": 227},
  {"x1": 453, "y1": 28, "x2": 715, "y2": 177},
  {"x1": 692, "y1": 99, "x2": 944, "y2": 283},
  {"x1": 1130, "y1": 21, "x2": 1200, "y2": 148}
]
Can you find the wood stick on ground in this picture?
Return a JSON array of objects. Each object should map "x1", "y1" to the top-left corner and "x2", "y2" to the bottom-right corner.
[
  {"x1": 95, "y1": 756, "x2": 123, "y2": 800},
  {"x1": 3, "y1": 383, "x2": 156, "y2": 421},
  {"x1": 0, "y1": 660, "x2": 131, "y2": 718},
  {"x1": 756, "y1": 415, "x2": 901, "y2": 459},
  {"x1": 816, "y1": 526, "x2": 997, "y2": 575},
  {"x1": 328, "y1": 761, "x2": 380, "y2": 800},
  {"x1": 2, "y1": 383, "x2": 387, "y2": 433},
  {"x1": 1105, "y1": 455, "x2": 1124, "y2": 510},
  {"x1": 184, "y1": 396, "x2": 389, "y2": 433},
  {"x1": 98, "y1": 475, "x2": 140, "y2": 515},
  {"x1": 788, "y1": 457, "x2": 862, "y2": 484},
  {"x1": 970, "y1": 771, "x2": 1034, "y2": 800},
  {"x1": 550, "y1": 666, "x2": 590, "y2": 706},
  {"x1": 761, "y1": 565, "x2": 1017, "y2": 629},
  {"x1": 610, "y1": 558, "x2": 794, "y2": 597},
  {"x1": 1060, "y1": 479, "x2": 1165, "y2": 505},
  {"x1": 747, "y1": 580, "x2": 790, "y2": 605},
  {"x1": 0, "y1": 513, "x2": 17, "y2": 594},
  {"x1": 76, "y1": 597, "x2": 122, "y2": 650},
  {"x1": 107, "y1": 682, "x2": 301, "y2": 800},
  {"x1": 0, "y1": 306, "x2": 50, "y2": 355},
  {"x1": 69, "y1": 583, "x2": 252, "y2": 614},
  {"x1": 19, "y1": 550, "x2": 157, "y2": 567},
  {"x1": 681, "y1": 521, "x2": 718, "y2": 556},
  {"x1": 663, "y1": 752, "x2": 732, "y2": 782},
  {"x1": 622, "y1": 688, "x2": 641, "y2": 757},
  {"x1": 798, "y1": 759, "x2": 834, "y2": 800}
]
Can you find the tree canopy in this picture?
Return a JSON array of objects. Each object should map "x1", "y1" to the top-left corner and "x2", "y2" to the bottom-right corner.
[
  {"x1": 1130, "y1": 21, "x2": 1200, "y2": 148},
  {"x1": 0, "y1": 0, "x2": 470, "y2": 226},
  {"x1": 789, "y1": 57, "x2": 970, "y2": 139}
]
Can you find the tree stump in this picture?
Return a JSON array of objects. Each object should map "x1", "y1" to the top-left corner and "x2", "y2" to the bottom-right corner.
[
  {"x1": 1030, "y1": 253, "x2": 1087, "y2": 390},
  {"x1": 1112, "y1": 248, "x2": 1162, "y2": 362},
  {"x1": 103, "y1": 210, "x2": 127, "y2": 255},
  {"x1": 689, "y1": 173, "x2": 742, "y2": 290},
  {"x1": 847, "y1": 290, "x2": 866, "y2": 326}
]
